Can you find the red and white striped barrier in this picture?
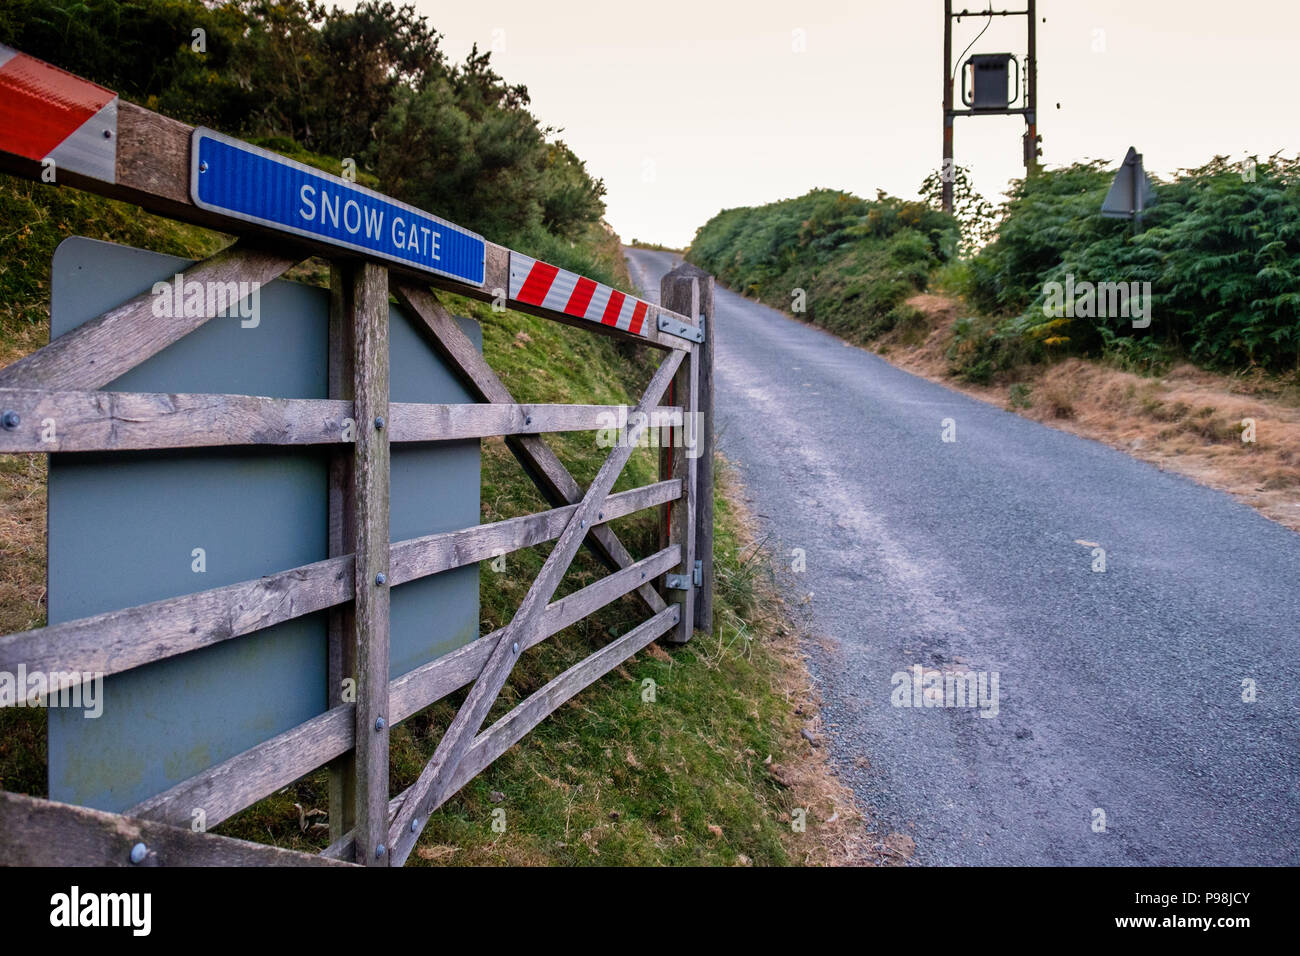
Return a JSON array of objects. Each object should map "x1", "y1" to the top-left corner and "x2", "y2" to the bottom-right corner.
[
  {"x1": 509, "y1": 252, "x2": 651, "y2": 336},
  {"x1": 0, "y1": 45, "x2": 117, "y2": 183}
]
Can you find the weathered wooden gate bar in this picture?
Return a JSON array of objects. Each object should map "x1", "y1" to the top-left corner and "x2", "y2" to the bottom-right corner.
[
  {"x1": 390, "y1": 547, "x2": 682, "y2": 722},
  {"x1": 658, "y1": 271, "x2": 702, "y2": 643},
  {"x1": 388, "y1": 481, "x2": 679, "y2": 586},
  {"x1": 323, "y1": 603, "x2": 681, "y2": 862},
  {"x1": 125, "y1": 545, "x2": 681, "y2": 832},
  {"x1": 343, "y1": 261, "x2": 391, "y2": 865},
  {"x1": 394, "y1": 283, "x2": 671, "y2": 619},
  {"x1": 0, "y1": 479, "x2": 679, "y2": 688},
  {"x1": 0, "y1": 44, "x2": 715, "y2": 866},
  {"x1": 669, "y1": 264, "x2": 718, "y2": 634},
  {"x1": 0, "y1": 243, "x2": 300, "y2": 391},
  {"x1": 0, "y1": 388, "x2": 681, "y2": 452},
  {"x1": 0, "y1": 791, "x2": 352, "y2": 867},
  {"x1": 437, "y1": 606, "x2": 681, "y2": 804}
]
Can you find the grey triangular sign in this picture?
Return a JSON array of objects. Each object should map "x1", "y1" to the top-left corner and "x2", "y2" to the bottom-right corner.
[{"x1": 1101, "y1": 146, "x2": 1156, "y2": 219}]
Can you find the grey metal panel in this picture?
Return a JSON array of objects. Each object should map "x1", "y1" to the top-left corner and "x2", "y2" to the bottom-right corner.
[
  {"x1": 47, "y1": 237, "x2": 480, "y2": 813},
  {"x1": 388, "y1": 294, "x2": 481, "y2": 680},
  {"x1": 49, "y1": 238, "x2": 329, "y2": 398}
]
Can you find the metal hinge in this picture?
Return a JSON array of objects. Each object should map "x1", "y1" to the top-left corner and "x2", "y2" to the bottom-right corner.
[
  {"x1": 657, "y1": 313, "x2": 705, "y2": 343},
  {"x1": 667, "y1": 561, "x2": 703, "y2": 591}
]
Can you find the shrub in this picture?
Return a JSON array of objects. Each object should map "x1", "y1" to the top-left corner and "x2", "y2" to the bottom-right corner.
[
  {"x1": 964, "y1": 155, "x2": 1300, "y2": 374},
  {"x1": 686, "y1": 189, "x2": 959, "y2": 344}
]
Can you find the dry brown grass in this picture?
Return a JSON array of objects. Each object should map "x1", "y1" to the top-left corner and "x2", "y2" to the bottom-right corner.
[
  {"x1": 0, "y1": 454, "x2": 46, "y2": 635},
  {"x1": 881, "y1": 294, "x2": 1300, "y2": 533}
]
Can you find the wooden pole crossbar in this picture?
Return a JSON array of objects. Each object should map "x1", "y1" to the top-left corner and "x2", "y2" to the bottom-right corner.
[
  {"x1": 0, "y1": 44, "x2": 716, "y2": 867},
  {"x1": 0, "y1": 74, "x2": 696, "y2": 352},
  {"x1": 0, "y1": 791, "x2": 355, "y2": 867}
]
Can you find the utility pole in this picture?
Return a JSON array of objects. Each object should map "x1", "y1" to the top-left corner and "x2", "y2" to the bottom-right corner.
[
  {"x1": 941, "y1": 2, "x2": 1041, "y2": 215},
  {"x1": 1025, "y1": 0, "x2": 1039, "y2": 175},
  {"x1": 943, "y1": 0, "x2": 954, "y2": 214}
]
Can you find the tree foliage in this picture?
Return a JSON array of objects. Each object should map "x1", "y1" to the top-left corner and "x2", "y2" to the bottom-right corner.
[
  {"x1": 918, "y1": 163, "x2": 999, "y2": 253},
  {"x1": 686, "y1": 189, "x2": 959, "y2": 341},
  {"x1": 0, "y1": 0, "x2": 607, "y2": 248}
]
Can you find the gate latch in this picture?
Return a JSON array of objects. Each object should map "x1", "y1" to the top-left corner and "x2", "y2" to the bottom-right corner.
[{"x1": 657, "y1": 313, "x2": 705, "y2": 343}]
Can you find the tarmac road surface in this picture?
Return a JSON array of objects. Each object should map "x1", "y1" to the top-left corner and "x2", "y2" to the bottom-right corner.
[{"x1": 626, "y1": 246, "x2": 1300, "y2": 866}]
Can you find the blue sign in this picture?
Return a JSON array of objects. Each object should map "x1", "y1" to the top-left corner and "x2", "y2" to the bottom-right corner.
[{"x1": 190, "y1": 128, "x2": 486, "y2": 286}]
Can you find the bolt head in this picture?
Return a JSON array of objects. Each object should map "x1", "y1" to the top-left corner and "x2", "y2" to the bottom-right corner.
[
  {"x1": 129, "y1": 842, "x2": 148, "y2": 864},
  {"x1": 375, "y1": 844, "x2": 386, "y2": 859},
  {"x1": 103, "y1": 129, "x2": 113, "y2": 139},
  {"x1": 374, "y1": 415, "x2": 385, "y2": 429},
  {"x1": 511, "y1": 641, "x2": 519, "y2": 655},
  {"x1": 1, "y1": 410, "x2": 20, "y2": 429},
  {"x1": 410, "y1": 819, "x2": 419, "y2": 833},
  {"x1": 375, "y1": 716, "x2": 386, "y2": 731},
  {"x1": 198, "y1": 161, "x2": 208, "y2": 172},
  {"x1": 375, "y1": 572, "x2": 387, "y2": 586}
]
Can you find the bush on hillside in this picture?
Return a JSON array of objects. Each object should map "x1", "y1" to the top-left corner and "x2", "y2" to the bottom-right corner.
[
  {"x1": 686, "y1": 189, "x2": 959, "y2": 343},
  {"x1": 961, "y1": 156, "x2": 1300, "y2": 376}
]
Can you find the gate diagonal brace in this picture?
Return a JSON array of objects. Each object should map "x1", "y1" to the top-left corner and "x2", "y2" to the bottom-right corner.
[
  {"x1": 385, "y1": 346, "x2": 684, "y2": 865},
  {"x1": 392, "y1": 282, "x2": 668, "y2": 617}
]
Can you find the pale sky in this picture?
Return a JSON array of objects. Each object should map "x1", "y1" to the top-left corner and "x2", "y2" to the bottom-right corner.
[{"x1": 326, "y1": 0, "x2": 1298, "y2": 248}]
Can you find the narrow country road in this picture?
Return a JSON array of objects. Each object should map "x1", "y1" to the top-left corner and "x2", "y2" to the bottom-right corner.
[{"x1": 626, "y1": 247, "x2": 1300, "y2": 866}]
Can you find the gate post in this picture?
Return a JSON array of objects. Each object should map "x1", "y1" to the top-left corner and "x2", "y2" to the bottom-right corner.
[
  {"x1": 659, "y1": 270, "x2": 700, "y2": 642},
  {"x1": 692, "y1": 271, "x2": 715, "y2": 635},
  {"x1": 658, "y1": 264, "x2": 715, "y2": 637}
]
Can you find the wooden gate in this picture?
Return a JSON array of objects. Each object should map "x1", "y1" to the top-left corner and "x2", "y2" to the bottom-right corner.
[{"x1": 0, "y1": 48, "x2": 715, "y2": 866}]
